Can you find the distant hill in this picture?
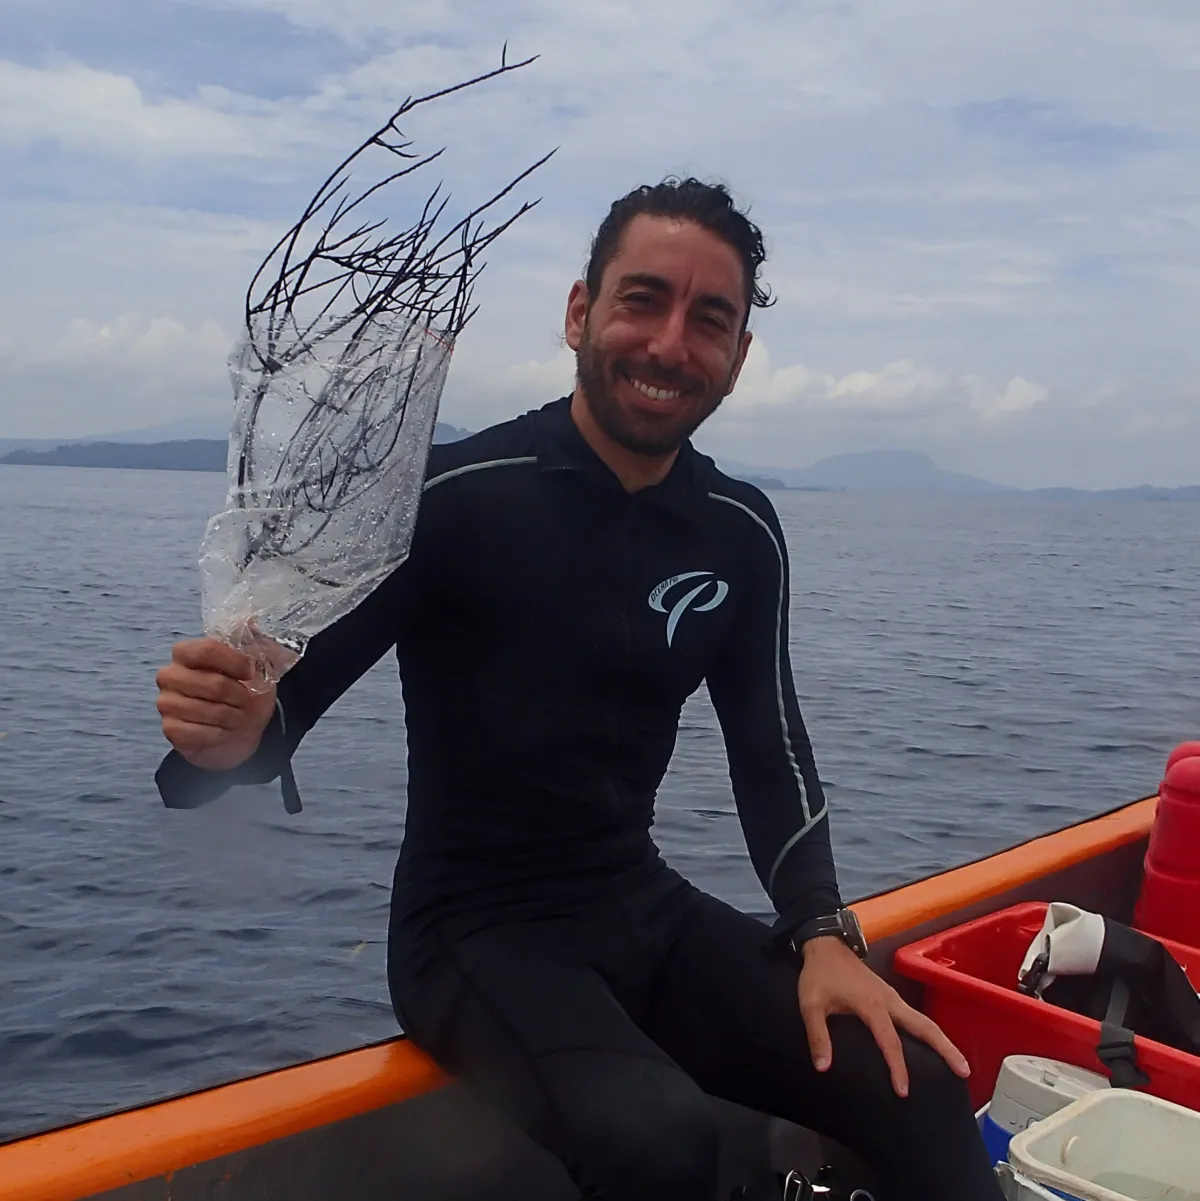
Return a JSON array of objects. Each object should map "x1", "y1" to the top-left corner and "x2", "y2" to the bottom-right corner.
[
  {"x1": 721, "y1": 449, "x2": 1199, "y2": 497},
  {"x1": 2, "y1": 440, "x2": 227, "y2": 471},
  {"x1": 0, "y1": 435, "x2": 78, "y2": 459},
  {"x1": 732, "y1": 473, "x2": 834, "y2": 493},
  {"x1": 1029, "y1": 483, "x2": 1200, "y2": 502},
  {"x1": 722, "y1": 449, "x2": 1013, "y2": 494},
  {"x1": 735, "y1": 474, "x2": 785, "y2": 491},
  {"x1": 0, "y1": 415, "x2": 230, "y2": 459},
  {"x1": 0, "y1": 422, "x2": 474, "y2": 472}
]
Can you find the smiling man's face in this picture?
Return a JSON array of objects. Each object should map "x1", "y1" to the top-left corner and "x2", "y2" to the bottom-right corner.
[{"x1": 565, "y1": 214, "x2": 753, "y2": 458}]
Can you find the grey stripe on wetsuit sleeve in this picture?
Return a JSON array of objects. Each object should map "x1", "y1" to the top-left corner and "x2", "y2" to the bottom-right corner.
[{"x1": 708, "y1": 490, "x2": 828, "y2": 895}]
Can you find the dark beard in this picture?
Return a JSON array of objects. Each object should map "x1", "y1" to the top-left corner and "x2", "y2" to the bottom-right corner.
[{"x1": 575, "y1": 322, "x2": 729, "y2": 457}]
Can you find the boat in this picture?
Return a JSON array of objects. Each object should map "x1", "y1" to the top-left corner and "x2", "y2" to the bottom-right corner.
[{"x1": 0, "y1": 793, "x2": 1173, "y2": 1200}]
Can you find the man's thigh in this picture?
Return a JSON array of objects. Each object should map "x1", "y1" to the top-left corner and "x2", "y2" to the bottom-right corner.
[
  {"x1": 399, "y1": 919, "x2": 674, "y2": 1085},
  {"x1": 391, "y1": 919, "x2": 721, "y2": 1197},
  {"x1": 641, "y1": 893, "x2": 827, "y2": 1115}
]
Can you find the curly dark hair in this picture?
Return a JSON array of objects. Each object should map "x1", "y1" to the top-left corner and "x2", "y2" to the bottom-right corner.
[{"x1": 583, "y1": 177, "x2": 774, "y2": 328}]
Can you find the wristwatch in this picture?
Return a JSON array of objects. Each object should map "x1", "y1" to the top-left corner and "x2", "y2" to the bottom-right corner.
[{"x1": 789, "y1": 907, "x2": 868, "y2": 960}]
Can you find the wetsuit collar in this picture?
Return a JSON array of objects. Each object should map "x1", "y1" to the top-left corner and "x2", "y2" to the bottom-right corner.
[{"x1": 532, "y1": 396, "x2": 707, "y2": 521}]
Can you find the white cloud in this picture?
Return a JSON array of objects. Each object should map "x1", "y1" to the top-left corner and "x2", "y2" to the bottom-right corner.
[
  {"x1": 439, "y1": 345, "x2": 575, "y2": 431},
  {"x1": 0, "y1": 60, "x2": 262, "y2": 156},
  {"x1": 726, "y1": 341, "x2": 1049, "y2": 425},
  {"x1": 39, "y1": 313, "x2": 231, "y2": 372},
  {"x1": 967, "y1": 376, "x2": 1049, "y2": 420},
  {"x1": 830, "y1": 362, "x2": 946, "y2": 414}
]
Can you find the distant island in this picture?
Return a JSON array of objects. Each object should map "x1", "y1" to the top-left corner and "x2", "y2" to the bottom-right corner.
[
  {"x1": 736, "y1": 473, "x2": 835, "y2": 493},
  {"x1": 718, "y1": 449, "x2": 1200, "y2": 500},
  {"x1": 719, "y1": 449, "x2": 1011, "y2": 495},
  {"x1": 2, "y1": 421, "x2": 1196, "y2": 498},
  {"x1": 2, "y1": 440, "x2": 228, "y2": 472},
  {"x1": 0, "y1": 423, "x2": 472, "y2": 473}
]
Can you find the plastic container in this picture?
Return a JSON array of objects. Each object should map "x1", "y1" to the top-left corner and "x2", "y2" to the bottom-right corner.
[
  {"x1": 1008, "y1": 1088, "x2": 1200, "y2": 1201},
  {"x1": 980, "y1": 1055, "x2": 1108, "y2": 1165},
  {"x1": 994, "y1": 1162, "x2": 1066, "y2": 1201},
  {"x1": 892, "y1": 902, "x2": 1200, "y2": 1110},
  {"x1": 1136, "y1": 750, "x2": 1200, "y2": 948}
]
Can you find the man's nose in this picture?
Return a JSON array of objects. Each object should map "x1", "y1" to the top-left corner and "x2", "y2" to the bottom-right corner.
[{"x1": 646, "y1": 305, "x2": 688, "y2": 367}]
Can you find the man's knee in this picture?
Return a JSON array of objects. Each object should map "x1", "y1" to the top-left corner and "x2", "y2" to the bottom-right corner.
[
  {"x1": 565, "y1": 1069, "x2": 720, "y2": 1200},
  {"x1": 827, "y1": 1017, "x2": 970, "y2": 1111},
  {"x1": 902, "y1": 1035, "x2": 972, "y2": 1111}
]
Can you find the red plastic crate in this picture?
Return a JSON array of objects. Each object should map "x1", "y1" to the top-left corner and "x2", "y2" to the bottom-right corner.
[{"x1": 893, "y1": 901, "x2": 1200, "y2": 1111}]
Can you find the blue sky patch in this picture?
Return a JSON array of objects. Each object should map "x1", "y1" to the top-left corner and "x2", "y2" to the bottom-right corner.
[{"x1": 4, "y1": 0, "x2": 363, "y2": 102}]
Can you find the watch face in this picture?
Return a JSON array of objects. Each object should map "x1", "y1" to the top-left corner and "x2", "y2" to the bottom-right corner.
[{"x1": 840, "y1": 909, "x2": 868, "y2": 956}]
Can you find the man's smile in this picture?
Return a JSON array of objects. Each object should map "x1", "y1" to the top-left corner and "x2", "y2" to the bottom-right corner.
[
  {"x1": 618, "y1": 368, "x2": 694, "y2": 411},
  {"x1": 626, "y1": 374, "x2": 681, "y2": 402}
]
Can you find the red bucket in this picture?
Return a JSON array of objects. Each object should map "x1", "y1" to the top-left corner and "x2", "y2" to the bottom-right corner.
[
  {"x1": 1165, "y1": 741, "x2": 1200, "y2": 773},
  {"x1": 1136, "y1": 752, "x2": 1200, "y2": 948}
]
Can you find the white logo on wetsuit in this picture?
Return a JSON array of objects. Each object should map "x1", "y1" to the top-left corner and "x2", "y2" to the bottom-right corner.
[{"x1": 648, "y1": 572, "x2": 729, "y2": 648}]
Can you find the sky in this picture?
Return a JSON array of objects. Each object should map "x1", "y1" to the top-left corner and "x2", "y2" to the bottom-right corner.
[{"x1": 1, "y1": 0, "x2": 1198, "y2": 488}]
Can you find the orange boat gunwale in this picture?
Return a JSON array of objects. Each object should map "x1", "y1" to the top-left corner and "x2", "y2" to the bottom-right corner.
[
  {"x1": 855, "y1": 795, "x2": 1156, "y2": 940},
  {"x1": 0, "y1": 796, "x2": 1157, "y2": 1201}
]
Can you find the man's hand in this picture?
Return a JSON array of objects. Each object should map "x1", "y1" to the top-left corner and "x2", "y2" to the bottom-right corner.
[
  {"x1": 155, "y1": 638, "x2": 277, "y2": 771},
  {"x1": 797, "y1": 935, "x2": 970, "y2": 1097}
]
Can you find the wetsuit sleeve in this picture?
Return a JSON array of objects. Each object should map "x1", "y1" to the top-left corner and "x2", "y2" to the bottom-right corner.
[{"x1": 705, "y1": 496, "x2": 842, "y2": 946}]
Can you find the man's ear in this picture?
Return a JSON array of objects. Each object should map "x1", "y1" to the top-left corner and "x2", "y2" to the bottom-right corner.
[
  {"x1": 725, "y1": 330, "x2": 753, "y2": 395},
  {"x1": 564, "y1": 279, "x2": 589, "y2": 351}
]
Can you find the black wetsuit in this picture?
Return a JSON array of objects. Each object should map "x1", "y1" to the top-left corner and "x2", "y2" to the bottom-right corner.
[{"x1": 157, "y1": 397, "x2": 1003, "y2": 1201}]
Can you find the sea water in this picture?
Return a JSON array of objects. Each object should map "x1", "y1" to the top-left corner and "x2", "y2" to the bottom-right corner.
[{"x1": 2, "y1": 465, "x2": 1198, "y2": 1141}]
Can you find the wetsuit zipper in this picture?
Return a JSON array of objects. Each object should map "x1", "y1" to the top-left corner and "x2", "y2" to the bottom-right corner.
[
  {"x1": 619, "y1": 496, "x2": 635, "y2": 680},
  {"x1": 545, "y1": 460, "x2": 629, "y2": 816},
  {"x1": 614, "y1": 495, "x2": 635, "y2": 757}
]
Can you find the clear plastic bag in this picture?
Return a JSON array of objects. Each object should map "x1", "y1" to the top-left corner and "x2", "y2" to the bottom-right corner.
[{"x1": 200, "y1": 319, "x2": 451, "y2": 688}]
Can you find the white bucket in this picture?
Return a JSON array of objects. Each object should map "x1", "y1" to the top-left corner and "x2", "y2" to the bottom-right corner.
[
  {"x1": 1008, "y1": 1088, "x2": 1200, "y2": 1201},
  {"x1": 994, "y1": 1162, "x2": 1066, "y2": 1200}
]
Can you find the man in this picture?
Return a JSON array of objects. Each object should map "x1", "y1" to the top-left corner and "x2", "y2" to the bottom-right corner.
[{"x1": 155, "y1": 178, "x2": 1004, "y2": 1200}]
